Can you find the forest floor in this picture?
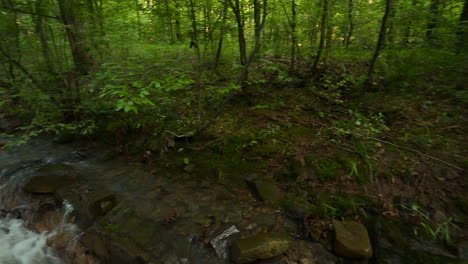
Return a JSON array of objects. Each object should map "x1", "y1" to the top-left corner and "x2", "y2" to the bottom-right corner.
[
  {"x1": 1, "y1": 59, "x2": 467, "y2": 263},
  {"x1": 137, "y1": 69, "x2": 468, "y2": 248}
]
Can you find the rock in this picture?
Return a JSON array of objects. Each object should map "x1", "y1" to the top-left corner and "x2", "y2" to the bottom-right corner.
[
  {"x1": 210, "y1": 225, "x2": 240, "y2": 260},
  {"x1": 89, "y1": 194, "x2": 117, "y2": 218},
  {"x1": 282, "y1": 198, "x2": 316, "y2": 220},
  {"x1": 231, "y1": 232, "x2": 294, "y2": 264},
  {"x1": 24, "y1": 163, "x2": 79, "y2": 193},
  {"x1": 293, "y1": 241, "x2": 337, "y2": 264},
  {"x1": 333, "y1": 220, "x2": 372, "y2": 259},
  {"x1": 247, "y1": 179, "x2": 283, "y2": 202}
]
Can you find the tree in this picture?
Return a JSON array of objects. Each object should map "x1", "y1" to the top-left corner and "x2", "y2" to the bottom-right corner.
[
  {"x1": 312, "y1": 0, "x2": 328, "y2": 75},
  {"x1": 229, "y1": 0, "x2": 268, "y2": 88},
  {"x1": 57, "y1": 0, "x2": 93, "y2": 75},
  {"x1": 367, "y1": 0, "x2": 393, "y2": 84}
]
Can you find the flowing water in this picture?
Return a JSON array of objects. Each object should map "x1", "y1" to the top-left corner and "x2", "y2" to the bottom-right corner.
[
  {"x1": 0, "y1": 138, "x2": 92, "y2": 264},
  {"x1": 0, "y1": 216, "x2": 63, "y2": 264},
  {"x1": 0, "y1": 137, "x2": 291, "y2": 263}
]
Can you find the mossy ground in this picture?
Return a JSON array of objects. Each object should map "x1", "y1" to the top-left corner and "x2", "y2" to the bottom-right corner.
[{"x1": 130, "y1": 77, "x2": 468, "y2": 244}]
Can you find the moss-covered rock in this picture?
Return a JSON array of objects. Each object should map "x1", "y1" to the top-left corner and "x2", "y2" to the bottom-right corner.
[
  {"x1": 333, "y1": 220, "x2": 372, "y2": 259},
  {"x1": 231, "y1": 232, "x2": 294, "y2": 263},
  {"x1": 247, "y1": 179, "x2": 283, "y2": 202}
]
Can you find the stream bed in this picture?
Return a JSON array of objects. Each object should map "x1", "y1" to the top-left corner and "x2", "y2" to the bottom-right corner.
[{"x1": 0, "y1": 137, "x2": 466, "y2": 264}]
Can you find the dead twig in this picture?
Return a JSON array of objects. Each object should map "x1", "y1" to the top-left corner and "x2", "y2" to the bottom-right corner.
[{"x1": 187, "y1": 137, "x2": 224, "y2": 150}]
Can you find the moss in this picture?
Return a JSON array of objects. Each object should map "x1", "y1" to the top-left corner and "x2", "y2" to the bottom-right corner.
[
  {"x1": 313, "y1": 157, "x2": 342, "y2": 181},
  {"x1": 280, "y1": 196, "x2": 328, "y2": 219},
  {"x1": 305, "y1": 191, "x2": 375, "y2": 218},
  {"x1": 288, "y1": 126, "x2": 315, "y2": 138},
  {"x1": 105, "y1": 223, "x2": 120, "y2": 233}
]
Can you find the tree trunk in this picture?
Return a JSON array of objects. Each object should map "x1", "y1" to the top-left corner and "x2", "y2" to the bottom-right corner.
[
  {"x1": 188, "y1": 0, "x2": 200, "y2": 61},
  {"x1": 229, "y1": 0, "x2": 267, "y2": 87},
  {"x1": 344, "y1": 0, "x2": 353, "y2": 47},
  {"x1": 456, "y1": 0, "x2": 468, "y2": 54},
  {"x1": 214, "y1": 1, "x2": 228, "y2": 69},
  {"x1": 312, "y1": 0, "x2": 328, "y2": 75},
  {"x1": 174, "y1": 0, "x2": 182, "y2": 41},
  {"x1": 387, "y1": 0, "x2": 396, "y2": 46},
  {"x1": 135, "y1": 0, "x2": 142, "y2": 40},
  {"x1": 165, "y1": 0, "x2": 174, "y2": 43},
  {"x1": 57, "y1": 0, "x2": 93, "y2": 75},
  {"x1": 426, "y1": 0, "x2": 440, "y2": 42},
  {"x1": 367, "y1": 0, "x2": 392, "y2": 83},
  {"x1": 34, "y1": 0, "x2": 54, "y2": 73},
  {"x1": 290, "y1": 0, "x2": 297, "y2": 73},
  {"x1": 229, "y1": 0, "x2": 248, "y2": 84}
]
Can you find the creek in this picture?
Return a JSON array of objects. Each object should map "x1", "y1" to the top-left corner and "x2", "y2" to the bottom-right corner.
[{"x1": 1, "y1": 137, "x2": 465, "y2": 264}]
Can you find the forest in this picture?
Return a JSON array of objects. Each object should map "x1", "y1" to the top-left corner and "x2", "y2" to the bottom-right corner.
[{"x1": 0, "y1": 0, "x2": 467, "y2": 263}]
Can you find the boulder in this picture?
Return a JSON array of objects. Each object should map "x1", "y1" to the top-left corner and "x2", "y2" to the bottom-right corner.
[
  {"x1": 24, "y1": 163, "x2": 78, "y2": 194},
  {"x1": 333, "y1": 220, "x2": 372, "y2": 259},
  {"x1": 231, "y1": 232, "x2": 293, "y2": 264}
]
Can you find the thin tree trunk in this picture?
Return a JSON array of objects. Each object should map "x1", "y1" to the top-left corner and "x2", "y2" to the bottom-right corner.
[
  {"x1": 165, "y1": 0, "x2": 174, "y2": 43},
  {"x1": 387, "y1": 0, "x2": 396, "y2": 45},
  {"x1": 290, "y1": 0, "x2": 296, "y2": 73},
  {"x1": 135, "y1": 0, "x2": 142, "y2": 40},
  {"x1": 230, "y1": 0, "x2": 267, "y2": 87},
  {"x1": 35, "y1": 0, "x2": 54, "y2": 73},
  {"x1": 279, "y1": 0, "x2": 296, "y2": 72},
  {"x1": 455, "y1": 0, "x2": 468, "y2": 90},
  {"x1": 456, "y1": 0, "x2": 468, "y2": 54},
  {"x1": 426, "y1": 0, "x2": 440, "y2": 42},
  {"x1": 174, "y1": 0, "x2": 182, "y2": 41},
  {"x1": 325, "y1": 1, "x2": 333, "y2": 64},
  {"x1": 345, "y1": 0, "x2": 353, "y2": 47},
  {"x1": 188, "y1": 0, "x2": 200, "y2": 61},
  {"x1": 312, "y1": 0, "x2": 328, "y2": 75},
  {"x1": 367, "y1": 0, "x2": 392, "y2": 83},
  {"x1": 229, "y1": 0, "x2": 247, "y2": 78},
  {"x1": 214, "y1": 1, "x2": 228, "y2": 69}
]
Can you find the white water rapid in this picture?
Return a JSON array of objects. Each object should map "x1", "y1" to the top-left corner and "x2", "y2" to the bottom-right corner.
[{"x1": 0, "y1": 216, "x2": 63, "y2": 264}]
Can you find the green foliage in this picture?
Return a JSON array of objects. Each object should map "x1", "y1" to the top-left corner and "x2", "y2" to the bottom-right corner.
[
  {"x1": 402, "y1": 204, "x2": 460, "y2": 243},
  {"x1": 282, "y1": 192, "x2": 373, "y2": 219},
  {"x1": 334, "y1": 109, "x2": 389, "y2": 138}
]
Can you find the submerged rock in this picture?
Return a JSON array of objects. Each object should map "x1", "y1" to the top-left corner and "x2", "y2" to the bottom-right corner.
[
  {"x1": 89, "y1": 194, "x2": 117, "y2": 218},
  {"x1": 24, "y1": 163, "x2": 78, "y2": 194},
  {"x1": 231, "y1": 232, "x2": 293, "y2": 263},
  {"x1": 333, "y1": 220, "x2": 372, "y2": 259}
]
